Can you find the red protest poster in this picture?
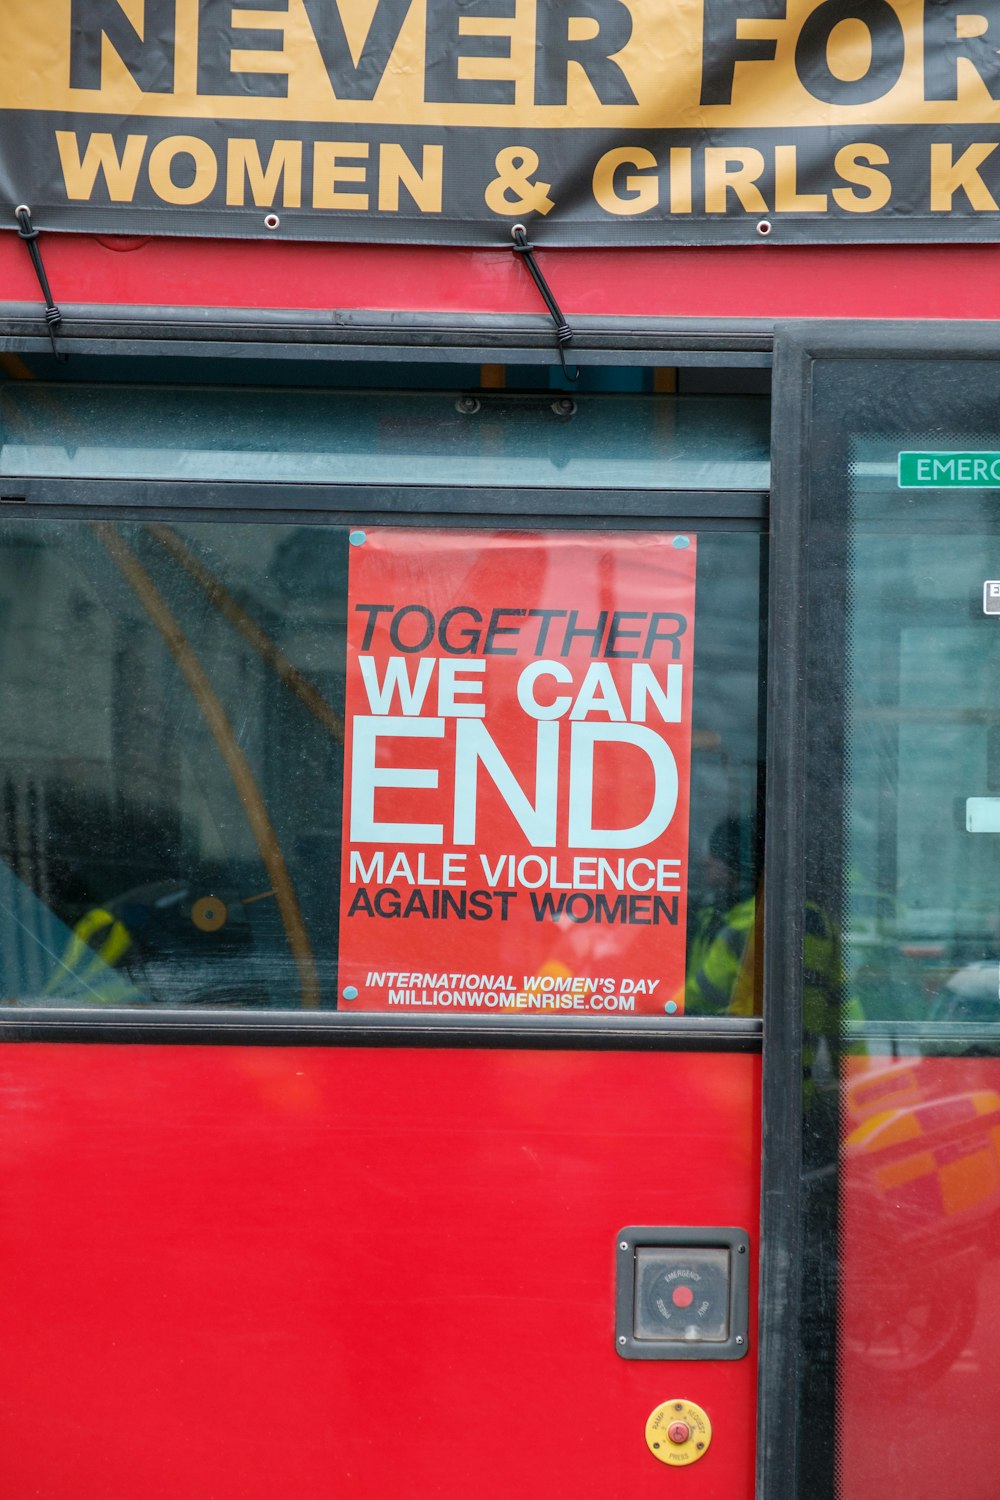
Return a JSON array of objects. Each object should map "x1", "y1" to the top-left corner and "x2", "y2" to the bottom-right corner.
[{"x1": 338, "y1": 528, "x2": 696, "y2": 1017}]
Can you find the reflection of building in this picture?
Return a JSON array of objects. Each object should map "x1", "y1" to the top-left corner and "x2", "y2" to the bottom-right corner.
[
  {"x1": 846, "y1": 534, "x2": 1000, "y2": 1023},
  {"x1": 0, "y1": 521, "x2": 345, "y2": 1003}
]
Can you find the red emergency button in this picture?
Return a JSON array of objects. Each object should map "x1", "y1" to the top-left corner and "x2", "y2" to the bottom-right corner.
[
  {"x1": 671, "y1": 1284, "x2": 694, "y2": 1308},
  {"x1": 668, "y1": 1422, "x2": 691, "y2": 1444}
]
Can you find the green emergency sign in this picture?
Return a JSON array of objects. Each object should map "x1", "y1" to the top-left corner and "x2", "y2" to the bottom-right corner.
[{"x1": 898, "y1": 452, "x2": 1000, "y2": 488}]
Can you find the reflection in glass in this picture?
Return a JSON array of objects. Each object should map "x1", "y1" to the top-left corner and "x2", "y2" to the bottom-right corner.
[
  {"x1": 845, "y1": 525, "x2": 1000, "y2": 1034},
  {"x1": 0, "y1": 385, "x2": 770, "y2": 491},
  {"x1": 805, "y1": 361, "x2": 1000, "y2": 1500},
  {"x1": 0, "y1": 520, "x2": 761, "y2": 1012},
  {"x1": 0, "y1": 518, "x2": 346, "y2": 1009},
  {"x1": 839, "y1": 1053, "x2": 1000, "y2": 1500}
]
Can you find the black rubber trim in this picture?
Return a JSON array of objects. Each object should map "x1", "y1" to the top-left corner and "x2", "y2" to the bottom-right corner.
[
  {"x1": 757, "y1": 322, "x2": 813, "y2": 1500},
  {"x1": 0, "y1": 1010, "x2": 763, "y2": 1051},
  {"x1": 0, "y1": 302, "x2": 774, "y2": 364},
  {"x1": 0, "y1": 482, "x2": 767, "y2": 522}
]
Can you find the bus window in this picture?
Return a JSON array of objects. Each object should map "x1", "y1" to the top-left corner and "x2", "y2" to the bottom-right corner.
[{"x1": 0, "y1": 515, "x2": 762, "y2": 1016}]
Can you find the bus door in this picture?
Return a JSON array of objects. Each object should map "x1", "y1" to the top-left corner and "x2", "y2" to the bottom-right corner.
[
  {"x1": 0, "y1": 371, "x2": 767, "y2": 1499},
  {"x1": 767, "y1": 324, "x2": 1000, "y2": 1500}
]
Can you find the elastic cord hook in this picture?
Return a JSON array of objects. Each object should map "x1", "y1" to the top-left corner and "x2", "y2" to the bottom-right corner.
[
  {"x1": 14, "y1": 206, "x2": 67, "y2": 363},
  {"x1": 511, "y1": 224, "x2": 578, "y2": 383}
]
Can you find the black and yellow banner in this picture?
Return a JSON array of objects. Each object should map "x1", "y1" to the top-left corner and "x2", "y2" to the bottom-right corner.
[{"x1": 4, "y1": 0, "x2": 1000, "y2": 245}]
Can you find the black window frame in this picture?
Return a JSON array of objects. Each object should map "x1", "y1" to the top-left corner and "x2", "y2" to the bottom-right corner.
[
  {"x1": 761, "y1": 318, "x2": 1000, "y2": 1500},
  {"x1": 0, "y1": 325, "x2": 768, "y2": 1053}
]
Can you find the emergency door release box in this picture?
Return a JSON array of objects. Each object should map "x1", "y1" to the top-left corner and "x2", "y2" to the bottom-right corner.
[{"x1": 615, "y1": 1226, "x2": 750, "y2": 1360}]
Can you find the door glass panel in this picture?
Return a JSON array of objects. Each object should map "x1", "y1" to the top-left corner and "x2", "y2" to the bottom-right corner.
[
  {"x1": 790, "y1": 351, "x2": 1000, "y2": 1500},
  {"x1": 846, "y1": 529, "x2": 1000, "y2": 1027},
  {"x1": 0, "y1": 515, "x2": 763, "y2": 1014}
]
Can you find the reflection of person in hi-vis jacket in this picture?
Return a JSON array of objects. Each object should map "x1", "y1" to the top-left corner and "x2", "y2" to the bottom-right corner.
[
  {"x1": 685, "y1": 817, "x2": 761, "y2": 1016},
  {"x1": 44, "y1": 905, "x2": 144, "y2": 1006},
  {"x1": 44, "y1": 880, "x2": 206, "y2": 1007},
  {"x1": 43, "y1": 879, "x2": 260, "y2": 1008},
  {"x1": 684, "y1": 817, "x2": 857, "y2": 1064}
]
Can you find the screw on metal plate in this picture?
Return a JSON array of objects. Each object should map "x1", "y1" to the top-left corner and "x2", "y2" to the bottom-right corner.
[
  {"x1": 619, "y1": 1241, "x2": 629, "y2": 1251},
  {"x1": 737, "y1": 1243, "x2": 747, "y2": 1254},
  {"x1": 736, "y1": 1335, "x2": 745, "y2": 1346},
  {"x1": 551, "y1": 397, "x2": 576, "y2": 417},
  {"x1": 618, "y1": 1335, "x2": 627, "y2": 1346},
  {"x1": 456, "y1": 395, "x2": 481, "y2": 415}
]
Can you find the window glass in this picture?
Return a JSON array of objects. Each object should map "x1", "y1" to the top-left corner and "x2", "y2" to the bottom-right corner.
[
  {"x1": 840, "y1": 389, "x2": 1000, "y2": 1038},
  {"x1": 0, "y1": 517, "x2": 761, "y2": 1014},
  {"x1": 0, "y1": 385, "x2": 770, "y2": 490},
  {"x1": 846, "y1": 525, "x2": 1000, "y2": 1029}
]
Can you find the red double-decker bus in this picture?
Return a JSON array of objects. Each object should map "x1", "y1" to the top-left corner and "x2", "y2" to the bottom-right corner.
[{"x1": 3, "y1": 6, "x2": 1000, "y2": 1498}]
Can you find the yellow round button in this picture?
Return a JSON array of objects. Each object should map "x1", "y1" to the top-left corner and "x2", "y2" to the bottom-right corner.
[{"x1": 645, "y1": 1399, "x2": 712, "y2": 1466}]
